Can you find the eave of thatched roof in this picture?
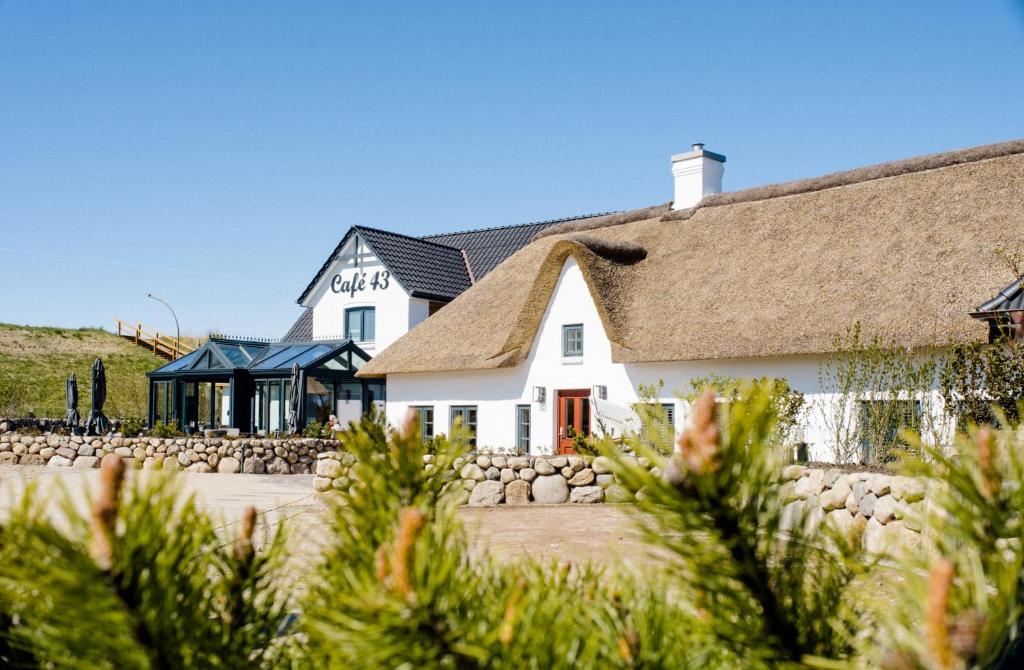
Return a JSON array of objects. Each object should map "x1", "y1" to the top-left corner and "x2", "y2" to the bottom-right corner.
[{"x1": 359, "y1": 139, "x2": 1024, "y2": 378}]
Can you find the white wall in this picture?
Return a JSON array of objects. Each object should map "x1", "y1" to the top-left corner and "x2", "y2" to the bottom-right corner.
[
  {"x1": 384, "y1": 258, "x2": 952, "y2": 461},
  {"x1": 305, "y1": 235, "x2": 415, "y2": 353}
]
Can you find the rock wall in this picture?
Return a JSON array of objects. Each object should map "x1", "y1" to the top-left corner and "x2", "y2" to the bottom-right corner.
[
  {"x1": 313, "y1": 455, "x2": 932, "y2": 551},
  {"x1": 780, "y1": 465, "x2": 928, "y2": 553},
  {"x1": 0, "y1": 432, "x2": 341, "y2": 474},
  {"x1": 313, "y1": 452, "x2": 628, "y2": 505}
]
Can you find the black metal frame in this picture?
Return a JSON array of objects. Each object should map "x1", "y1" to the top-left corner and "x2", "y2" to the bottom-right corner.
[{"x1": 146, "y1": 338, "x2": 373, "y2": 434}]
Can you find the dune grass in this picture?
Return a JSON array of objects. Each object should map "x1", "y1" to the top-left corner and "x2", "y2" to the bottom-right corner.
[{"x1": 0, "y1": 323, "x2": 164, "y2": 420}]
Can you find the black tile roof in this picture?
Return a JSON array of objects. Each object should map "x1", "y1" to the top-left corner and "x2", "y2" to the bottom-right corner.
[
  {"x1": 282, "y1": 308, "x2": 313, "y2": 341},
  {"x1": 294, "y1": 213, "x2": 611, "y2": 319},
  {"x1": 355, "y1": 226, "x2": 472, "y2": 300},
  {"x1": 296, "y1": 226, "x2": 471, "y2": 306},
  {"x1": 422, "y1": 213, "x2": 609, "y2": 279}
]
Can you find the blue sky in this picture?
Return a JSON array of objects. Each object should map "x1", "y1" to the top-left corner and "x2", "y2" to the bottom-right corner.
[{"x1": 2, "y1": 1, "x2": 1023, "y2": 337}]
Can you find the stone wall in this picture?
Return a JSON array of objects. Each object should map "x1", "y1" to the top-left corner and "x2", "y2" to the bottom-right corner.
[
  {"x1": 780, "y1": 465, "x2": 927, "y2": 553},
  {"x1": 313, "y1": 455, "x2": 931, "y2": 551},
  {"x1": 313, "y1": 452, "x2": 627, "y2": 505},
  {"x1": 0, "y1": 432, "x2": 341, "y2": 474}
]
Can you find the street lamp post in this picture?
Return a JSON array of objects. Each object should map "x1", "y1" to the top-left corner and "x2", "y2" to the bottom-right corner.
[{"x1": 146, "y1": 293, "x2": 181, "y2": 354}]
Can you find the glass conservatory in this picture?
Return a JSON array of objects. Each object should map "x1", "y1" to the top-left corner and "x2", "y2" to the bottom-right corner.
[{"x1": 147, "y1": 337, "x2": 378, "y2": 434}]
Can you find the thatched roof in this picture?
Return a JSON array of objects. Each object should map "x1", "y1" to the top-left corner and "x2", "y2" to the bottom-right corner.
[{"x1": 359, "y1": 139, "x2": 1024, "y2": 377}]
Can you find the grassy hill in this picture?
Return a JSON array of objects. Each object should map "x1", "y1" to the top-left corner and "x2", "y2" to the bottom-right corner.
[{"x1": 0, "y1": 323, "x2": 165, "y2": 420}]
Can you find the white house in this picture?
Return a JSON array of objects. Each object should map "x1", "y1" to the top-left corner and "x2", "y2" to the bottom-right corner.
[{"x1": 356, "y1": 139, "x2": 1024, "y2": 460}]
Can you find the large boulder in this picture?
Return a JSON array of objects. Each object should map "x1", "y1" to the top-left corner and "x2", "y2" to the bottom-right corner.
[
  {"x1": 217, "y1": 457, "x2": 241, "y2": 474},
  {"x1": 867, "y1": 474, "x2": 892, "y2": 496},
  {"x1": 532, "y1": 475, "x2": 569, "y2": 504},
  {"x1": 47, "y1": 455, "x2": 73, "y2": 468},
  {"x1": 468, "y1": 480, "x2": 505, "y2": 507},
  {"x1": 863, "y1": 517, "x2": 893, "y2": 555},
  {"x1": 592, "y1": 456, "x2": 613, "y2": 475},
  {"x1": 266, "y1": 457, "x2": 290, "y2": 475},
  {"x1": 533, "y1": 460, "x2": 556, "y2": 476},
  {"x1": 570, "y1": 486, "x2": 604, "y2": 504},
  {"x1": 243, "y1": 458, "x2": 265, "y2": 474},
  {"x1": 794, "y1": 470, "x2": 825, "y2": 498},
  {"x1": 505, "y1": 479, "x2": 530, "y2": 505},
  {"x1": 820, "y1": 477, "x2": 852, "y2": 511},
  {"x1": 56, "y1": 446, "x2": 78, "y2": 460},
  {"x1": 508, "y1": 456, "x2": 530, "y2": 470},
  {"x1": 873, "y1": 496, "x2": 899, "y2": 524},
  {"x1": 499, "y1": 468, "x2": 516, "y2": 484},
  {"x1": 316, "y1": 459, "x2": 343, "y2": 479},
  {"x1": 73, "y1": 456, "x2": 100, "y2": 469},
  {"x1": 859, "y1": 492, "x2": 877, "y2": 518},
  {"x1": 312, "y1": 476, "x2": 333, "y2": 492},
  {"x1": 781, "y1": 499, "x2": 804, "y2": 531},
  {"x1": 567, "y1": 469, "x2": 595, "y2": 487},
  {"x1": 823, "y1": 469, "x2": 844, "y2": 487},
  {"x1": 548, "y1": 456, "x2": 568, "y2": 469},
  {"x1": 782, "y1": 464, "x2": 807, "y2": 481},
  {"x1": 901, "y1": 478, "x2": 926, "y2": 503},
  {"x1": 460, "y1": 463, "x2": 487, "y2": 481}
]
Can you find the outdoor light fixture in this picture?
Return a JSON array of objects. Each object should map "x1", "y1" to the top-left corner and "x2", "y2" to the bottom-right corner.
[
  {"x1": 532, "y1": 386, "x2": 546, "y2": 403},
  {"x1": 592, "y1": 385, "x2": 607, "y2": 400}
]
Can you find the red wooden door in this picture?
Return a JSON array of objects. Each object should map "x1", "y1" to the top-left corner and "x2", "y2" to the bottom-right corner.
[{"x1": 556, "y1": 389, "x2": 591, "y2": 454}]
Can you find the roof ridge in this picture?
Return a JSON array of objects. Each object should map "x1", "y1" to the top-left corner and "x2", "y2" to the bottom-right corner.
[
  {"x1": 421, "y1": 212, "x2": 616, "y2": 239},
  {"x1": 663, "y1": 137, "x2": 1024, "y2": 221},
  {"x1": 353, "y1": 224, "x2": 464, "y2": 252}
]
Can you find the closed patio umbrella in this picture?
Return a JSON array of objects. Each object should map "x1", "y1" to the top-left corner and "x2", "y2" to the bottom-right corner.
[
  {"x1": 85, "y1": 358, "x2": 111, "y2": 436},
  {"x1": 287, "y1": 363, "x2": 303, "y2": 434},
  {"x1": 65, "y1": 373, "x2": 80, "y2": 430}
]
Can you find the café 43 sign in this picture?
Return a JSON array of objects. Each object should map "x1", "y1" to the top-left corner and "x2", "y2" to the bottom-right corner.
[{"x1": 331, "y1": 269, "x2": 391, "y2": 298}]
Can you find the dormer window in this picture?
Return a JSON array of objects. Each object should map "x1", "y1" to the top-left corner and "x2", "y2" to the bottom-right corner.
[
  {"x1": 345, "y1": 307, "x2": 375, "y2": 342},
  {"x1": 562, "y1": 324, "x2": 583, "y2": 357}
]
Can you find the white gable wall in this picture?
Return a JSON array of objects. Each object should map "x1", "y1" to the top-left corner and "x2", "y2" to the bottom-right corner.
[
  {"x1": 306, "y1": 235, "x2": 433, "y2": 353},
  {"x1": 384, "y1": 258, "x2": 950, "y2": 461}
]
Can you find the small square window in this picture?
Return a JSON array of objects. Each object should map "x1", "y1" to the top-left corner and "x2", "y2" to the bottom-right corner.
[{"x1": 562, "y1": 324, "x2": 583, "y2": 357}]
